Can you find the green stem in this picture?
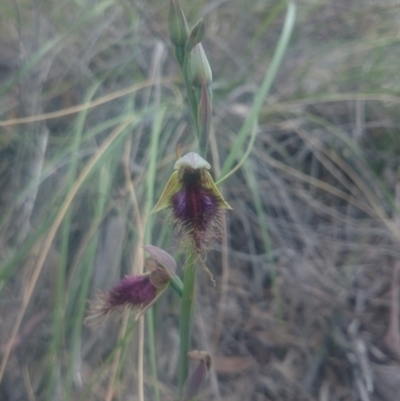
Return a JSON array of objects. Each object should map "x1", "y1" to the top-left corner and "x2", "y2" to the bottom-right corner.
[
  {"x1": 178, "y1": 250, "x2": 197, "y2": 398},
  {"x1": 171, "y1": 274, "x2": 184, "y2": 297},
  {"x1": 146, "y1": 309, "x2": 160, "y2": 401},
  {"x1": 182, "y1": 52, "x2": 200, "y2": 147}
]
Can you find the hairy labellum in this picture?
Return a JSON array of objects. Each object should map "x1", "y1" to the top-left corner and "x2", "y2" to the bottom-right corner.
[
  {"x1": 171, "y1": 168, "x2": 220, "y2": 250},
  {"x1": 105, "y1": 275, "x2": 156, "y2": 312}
]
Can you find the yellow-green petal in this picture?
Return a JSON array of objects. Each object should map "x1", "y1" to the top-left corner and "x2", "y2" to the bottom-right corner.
[
  {"x1": 151, "y1": 171, "x2": 181, "y2": 213},
  {"x1": 202, "y1": 170, "x2": 232, "y2": 210}
]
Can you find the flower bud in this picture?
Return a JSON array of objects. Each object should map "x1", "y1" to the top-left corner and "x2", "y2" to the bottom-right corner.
[
  {"x1": 185, "y1": 19, "x2": 205, "y2": 53},
  {"x1": 169, "y1": 0, "x2": 189, "y2": 47},
  {"x1": 184, "y1": 351, "x2": 211, "y2": 401},
  {"x1": 189, "y1": 43, "x2": 212, "y2": 87}
]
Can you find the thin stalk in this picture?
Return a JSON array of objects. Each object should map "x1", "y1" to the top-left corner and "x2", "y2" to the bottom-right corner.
[
  {"x1": 171, "y1": 274, "x2": 184, "y2": 297},
  {"x1": 138, "y1": 317, "x2": 145, "y2": 401},
  {"x1": 182, "y1": 52, "x2": 200, "y2": 146},
  {"x1": 178, "y1": 250, "x2": 197, "y2": 398},
  {"x1": 146, "y1": 310, "x2": 159, "y2": 401}
]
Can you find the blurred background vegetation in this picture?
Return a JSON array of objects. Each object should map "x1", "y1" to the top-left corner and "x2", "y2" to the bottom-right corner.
[{"x1": 1, "y1": 0, "x2": 400, "y2": 400}]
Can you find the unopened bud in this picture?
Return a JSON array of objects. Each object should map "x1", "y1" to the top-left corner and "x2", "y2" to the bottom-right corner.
[
  {"x1": 185, "y1": 19, "x2": 205, "y2": 53},
  {"x1": 169, "y1": 0, "x2": 189, "y2": 47},
  {"x1": 189, "y1": 43, "x2": 212, "y2": 87},
  {"x1": 184, "y1": 351, "x2": 212, "y2": 401}
]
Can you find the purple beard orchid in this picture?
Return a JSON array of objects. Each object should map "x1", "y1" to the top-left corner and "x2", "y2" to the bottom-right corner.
[
  {"x1": 152, "y1": 152, "x2": 232, "y2": 253},
  {"x1": 87, "y1": 245, "x2": 176, "y2": 324}
]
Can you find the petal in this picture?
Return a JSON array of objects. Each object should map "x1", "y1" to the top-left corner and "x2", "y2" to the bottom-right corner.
[
  {"x1": 143, "y1": 245, "x2": 177, "y2": 275},
  {"x1": 152, "y1": 171, "x2": 181, "y2": 213},
  {"x1": 201, "y1": 170, "x2": 232, "y2": 210}
]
